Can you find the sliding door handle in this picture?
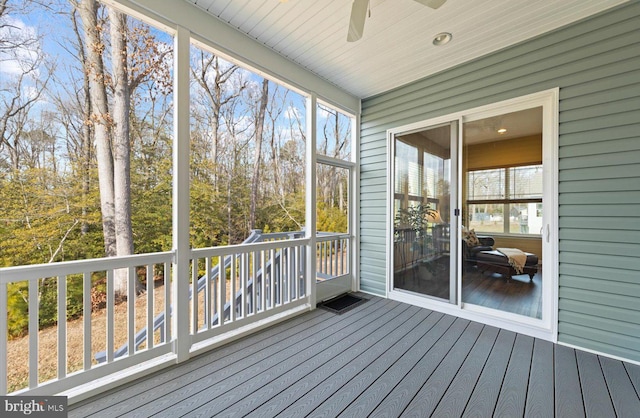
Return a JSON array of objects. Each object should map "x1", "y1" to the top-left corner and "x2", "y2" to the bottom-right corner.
[{"x1": 546, "y1": 224, "x2": 550, "y2": 243}]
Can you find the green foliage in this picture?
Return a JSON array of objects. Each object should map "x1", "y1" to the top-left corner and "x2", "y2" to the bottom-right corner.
[
  {"x1": 0, "y1": 168, "x2": 103, "y2": 266},
  {"x1": 132, "y1": 181, "x2": 173, "y2": 253},
  {"x1": 6, "y1": 283, "x2": 29, "y2": 338},
  {"x1": 5, "y1": 276, "x2": 85, "y2": 339},
  {"x1": 258, "y1": 191, "x2": 306, "y2": 233},
  {"x1": 316, "y1": 201, "x2": 348, "y2": 233}
]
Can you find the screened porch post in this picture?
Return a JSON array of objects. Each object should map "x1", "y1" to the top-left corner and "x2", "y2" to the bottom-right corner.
[
  {"x1": 306, "y1": 94, "x2": 317, "y2": 306},
  {"x1": 172, "y1": 25, "x2": 191, "y2": 362}
]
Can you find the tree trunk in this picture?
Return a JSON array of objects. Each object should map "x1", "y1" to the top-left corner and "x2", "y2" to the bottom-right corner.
[
  {"x1": 70, "y1": 6, "x2": 93, "y2": 235},
  {"x1": 78, "y1": 0, "x2": 116, "y2": 257},
  {"x1": 109, "y1": 6, "x2": 138, "y2": 295},
  {"x1": 250, "y1": 79, "x2": 269, "y2": 229}
]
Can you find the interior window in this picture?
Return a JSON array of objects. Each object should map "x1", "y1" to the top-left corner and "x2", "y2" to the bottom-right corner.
[{"x1": 467, "y1": 164, "x2": 542, "y2": 235}]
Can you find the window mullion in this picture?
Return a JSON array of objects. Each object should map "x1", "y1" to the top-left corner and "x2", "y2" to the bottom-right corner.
[{"x1": 504, "y1": 168, "x2": 510, "y2": 233}]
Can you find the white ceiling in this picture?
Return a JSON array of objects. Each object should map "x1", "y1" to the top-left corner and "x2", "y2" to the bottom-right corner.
[{"x1": 185, "y1": 0, "x2": 628, "y2": 99}]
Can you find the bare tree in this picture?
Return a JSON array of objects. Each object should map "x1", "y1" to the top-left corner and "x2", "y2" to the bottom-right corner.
[
  {"x1": 108, "y1": 8, "x2": 132, "y2": 249},
  {"x1": 108, "y1": 6, "x2": 138, "y2": 294},
  {"x1": 77, "y1": 0, "x2": 116, "y2": 258},
  {"x1": 249, "y1": 78, "x2": 268, "y2": 229},
  {"x1": 191, "y1": 51, "x2": 246, "y2": 190},
  {"x1": 0, "y1": 1, "x2": 52, "y2": 171}
]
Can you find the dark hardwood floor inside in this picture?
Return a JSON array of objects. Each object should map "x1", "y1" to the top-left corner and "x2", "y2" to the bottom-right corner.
[
  {"x1": 462, "y1": 266, "x2": 542, "y2": 318},
  {"x1": 395, "y1": 261, "x2": 542, "y2": 319}
]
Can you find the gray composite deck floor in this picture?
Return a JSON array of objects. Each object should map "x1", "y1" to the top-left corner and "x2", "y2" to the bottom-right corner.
[{"x1": 70, "y1": 295, "x2": 640, "y2": 417}]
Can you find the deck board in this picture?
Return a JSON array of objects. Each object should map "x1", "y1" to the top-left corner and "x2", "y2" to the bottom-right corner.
[
  {"x1": 305, "y1": 311, "x2": 445, "y2": 417},
  {"x1": 600, "y1": 356, "x2": 640, "y2": 418},
  {"x1": 555, "y1": 344, "x2": 586, "y2": 418},
  {"x1": 524, "y1": 338, "x2": 555, "y2": 418},
  {"x1": 248, "y1": 306, "x2": 429, "y2": 417},
  {"x1": 68, "y1": 295, "x2": 640, "y2": 418},
  {"x1": 462, "y1": 329, "x2": 516, "y2": 417},
  {"x1": 577, "y1": 350, "x2": 617, "y2": 417},
  {"x1": 430, "y1": 325, "x2": 499, "y2": 417},
  {"x1": 335, "y1": 314, "x2": 457, "y2": 418},
  {"x1": 74, "y1": 306, "x2": 335, "y2": 416},
  {"x1": 400, "y1": 321, "x2": 484, "y2": 417},
  {"x1": 150, "y1": 299, "x2": 397, "y2": 417},
  {"x1": 208, "y1": 303, "x2": 417, "y2": 417},
  {"x1": 369, "y1": 318, "x2": 471, "y2": 417},
  {"x1": 494, "y1": 333, "x2": 534, "y2": 417}
]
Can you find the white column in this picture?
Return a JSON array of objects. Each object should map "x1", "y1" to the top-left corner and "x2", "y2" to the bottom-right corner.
[
  {"x1": 351, "y1": 108, "x2": 361, "y2": 292},
  {"x1": 306, "y1": 94, "x2": 317, "y2": 307},
  {"x1": 172, "y1": 25, "x2": 191, "y2": 362}
]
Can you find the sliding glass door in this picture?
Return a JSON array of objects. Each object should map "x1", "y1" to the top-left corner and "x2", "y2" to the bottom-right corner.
[
  {"x1": 388, "y1": 89, "x2": 558, "y2": 341},
  {"x1": 392, "y1": 122, "x2": 458, "y2": 303}
]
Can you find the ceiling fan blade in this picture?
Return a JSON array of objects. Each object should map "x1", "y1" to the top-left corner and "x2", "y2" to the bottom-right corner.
[
  {"x1": 347, "y1": 0, "x2": 369, "y2": 42},
  {"x1": 413, "y1": 0, "x2": 447, "y2": 9}
]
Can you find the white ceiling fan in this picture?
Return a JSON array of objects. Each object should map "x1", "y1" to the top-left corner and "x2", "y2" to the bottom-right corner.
[{"x1": 347, "y1": 0, "x2": 447, "y2": 42}]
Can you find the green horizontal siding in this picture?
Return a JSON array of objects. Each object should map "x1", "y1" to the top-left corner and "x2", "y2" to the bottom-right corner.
[{"x1": 359, "y1": 2, "x2": 640, "y2": 362}]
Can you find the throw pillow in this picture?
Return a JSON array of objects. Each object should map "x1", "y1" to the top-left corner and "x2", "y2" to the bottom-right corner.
[{"x1": 462, "y1": 228, "x2": 481, "y2": 247}]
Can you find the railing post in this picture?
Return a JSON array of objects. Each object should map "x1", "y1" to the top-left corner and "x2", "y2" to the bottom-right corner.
[{"x1": 172, "y1": 25, "x2": 191, "y2": 362}]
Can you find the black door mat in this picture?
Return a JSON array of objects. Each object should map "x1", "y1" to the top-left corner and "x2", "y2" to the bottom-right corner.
[{"x1": 318, "y1": 294, "x2": 367, "y2": 314}]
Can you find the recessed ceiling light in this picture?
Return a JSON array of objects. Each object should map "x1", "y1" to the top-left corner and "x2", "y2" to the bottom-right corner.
[
  {"x1": 497, "y1": 128, "x2": 507, "y2": 134},
  {"x1": 432, "y1": 32, "x2": 452, "y2": 46}
]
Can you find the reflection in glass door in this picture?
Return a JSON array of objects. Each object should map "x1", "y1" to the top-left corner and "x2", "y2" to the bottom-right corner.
[{"x1": 392, "y1": 122, "x2": 456, "y2": 302}]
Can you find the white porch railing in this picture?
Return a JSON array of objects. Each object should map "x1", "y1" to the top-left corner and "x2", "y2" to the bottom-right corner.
[
  {"x1": 0, "y1": 252, "x2": 174, "y2": 396},
  {"x1": 316, "y1": 232, "x2": 350, "y2": 280},
  {"x1": 189, "y1": 234, "x2": 308, "y2": 346},
  {"x1": 1, "y1": 229, "x2": 350, "y2": 396}
]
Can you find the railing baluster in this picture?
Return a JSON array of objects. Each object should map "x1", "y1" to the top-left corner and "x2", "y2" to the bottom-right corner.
[
  {"x1": 331, "y1": 240, "x2": 335, "y2": 276},
  {"x1": 230, "y1": 254, "x2": 237, "y2": 321},
  {"x1": 241, "y1": 253, "x2": 247, "y2": 318},
  {"x1": 292, "y1": 246, "x2": 297, "y2": 297},
  {"x1": 335, "y1": 239, "x2": 340, "y2": 275},
  {"x1": 286, "y1": 247, "x2": 295, "y2": 302},
  {"x1": 270, "y1": 248, "x2": 276, "y2": 308},
  {"x1": 205, "y1": 256, "x2": 211, "y2": 330},
  {"x1": 191, "y1": 260, "x2": 198, "y2": 333},
  {"x1": 58, "y1": 275, "x2": 67, "y2": 379},
  {"x1": 128, "y1": 266, "x2": 136, "y2": 355},
  {"x1": 164, "y1": 261, "x2": 171, "y2": 342},
  {"x1": 1, "y1": 282, "x2": 8, "y2": 395},
  {"x1": 83, "y1": 271, "x2": 91, "y2": 371},
  {"x1": 29, "y1": 279, "x2": 38, "y2": 388},
  {"x1": 146, "y1": 265, "x2": 154, "y2": 350},
  {"x1": 260, "y1": 250, "x2": 266, "y2": 312},
  {"x1": 345, "y1": 239, "x2": 350, "y2": 274},
  {"x1": 106, "y1": 270, "x2": 114, "y2": 363},
  {"x1": 296, "y1": 246, "x2": 302, "y2": 299},
  {"x1": 324, "y1": 242, "x2": 328, "y2": 275},
  {"x1": 305, "y1": 244, "x2": 309, "y2": 296},
  {"x1": 218, "y1": 255, "x2": 225, "y2": 325},
  {"x1": 273, "y1": 248, "x2": 284, "y2": 307}
]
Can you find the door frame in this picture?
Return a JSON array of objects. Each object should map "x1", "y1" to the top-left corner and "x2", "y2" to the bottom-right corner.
[
  {"x1": 315, "y1": 155, "x2": 357, "y2": 303},
  {"x1": 385, "y1": 88, "x2": 559, "y2": 342}
]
